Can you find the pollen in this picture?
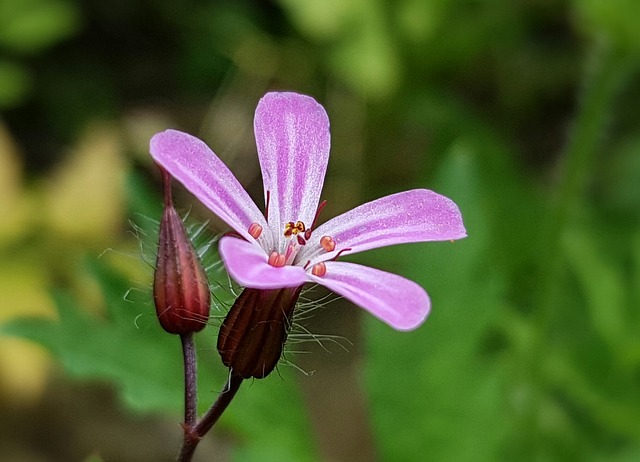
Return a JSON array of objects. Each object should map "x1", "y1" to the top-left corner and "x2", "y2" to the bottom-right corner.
[
  {"x1": 311, "y1": 262, "x2": 327, "y2": 277},
  {"x1": 248, "y1": 222, "x2": 263, "y2": 239},
  {"x1": 320, "y1": 235, "x2": 336, "y2": 252},
  {"x1": 284, "y1": 220, "x2": 306, "y2": 237}
]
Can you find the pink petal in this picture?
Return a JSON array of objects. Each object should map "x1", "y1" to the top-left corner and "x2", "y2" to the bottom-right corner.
[
  {"x1": 219, "y1": 236, "x2": 308, "y2": 289},
  {"x1": 300, "y1": 189, "x2": 466, "y2": 264},
  {"x1": 150, "y1": 130, "x2": 272, "y2": 247},
  {"x1": 254, "y1": 92, "x2": 330, "y2": 252},
  {"x1": 309, "y1": 261, "x2": 430, "y2": 331}
]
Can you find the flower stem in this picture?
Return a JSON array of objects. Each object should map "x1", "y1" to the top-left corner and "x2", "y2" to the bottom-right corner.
[
  {"x1": 194, "y1": 373, "x2": 243, "y2": 437},
  {"x1": 181, "y1": 333, "x2": 197, "y2": 427},
  {"x1": 177, "y1": 372, "x2": 243, "y2": 462}
]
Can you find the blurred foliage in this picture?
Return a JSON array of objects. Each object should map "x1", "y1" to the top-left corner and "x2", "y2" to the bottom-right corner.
[{"x1": 1, "y1": 0, "x2": 640, "y2": 461}]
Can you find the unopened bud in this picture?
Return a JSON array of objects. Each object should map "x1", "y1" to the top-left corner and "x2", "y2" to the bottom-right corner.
[
  {"x1": 217, "y1": 286, "x2": 302, "y2": 379},
  {"x1": 153, "y1": 167, "x2": 210, "y2": 335}
]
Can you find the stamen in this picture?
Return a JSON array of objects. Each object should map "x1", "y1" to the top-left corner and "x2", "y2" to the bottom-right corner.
[
  {"x1": 297, "y1": 235, "x2": 306, "y2": 246},
  {"x1": 284, "y1": 220, "x2": 307, "y2": 237},
  {"x1": 306, "y1": 200, "x2": 327, "y2": 239},
  {"x1": 311, "y1": 262, "x2": 327, "y2": 277},
  {"x1": 331, "y1": 248, "x2": 352, "y2": 261},
  {"x1": 248, "y1": 222, "x2": 263, "y2": 239},
  {"x1": 284, "y1": 221, "x2": 296, "y2": 237},
  {"x1": 265, "y1": 190, "x2": 271, "y2": 221},
  {"x1": 320, "y1": 235, "x2": 336, "y2": 252}
]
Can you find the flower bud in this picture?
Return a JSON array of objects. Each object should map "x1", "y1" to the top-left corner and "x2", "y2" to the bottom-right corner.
[
  {"x1": 153, "y1": 168, "x2": 210, "y2": 335},
  {"x1": 217, "y1": 286, "x2": 302, "y2": 379}
]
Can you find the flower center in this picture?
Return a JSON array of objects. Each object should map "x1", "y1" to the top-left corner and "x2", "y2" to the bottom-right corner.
[{"x1": 246, "y1": 198, "x2": 345, "y2": 274}]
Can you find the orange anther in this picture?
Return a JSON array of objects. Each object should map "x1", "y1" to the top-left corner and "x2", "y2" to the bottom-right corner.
[
  {"x1": 320, "y1": 235, "x2": 336, "y2": 252},
  {"x1": 248, "y1": 222, "x2": 263, "y2": 239},
  {"x1": 311, "y1": 262, "x2": 327, "y2": 277},
  {"x1": 268, "y1": 251, "x2": 286, "y2": 267}
]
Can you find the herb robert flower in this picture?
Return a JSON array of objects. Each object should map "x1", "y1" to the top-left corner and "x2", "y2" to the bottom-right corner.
[{"x1": 150, "y1": 92, "x2": 466, "y2": 378}]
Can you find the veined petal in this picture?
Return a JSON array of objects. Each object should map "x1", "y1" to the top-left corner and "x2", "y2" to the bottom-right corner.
[
  {"x1": 309, "y1": 261, "x2": 430, "y2": 331},
  {"x1": 150, "y1": 130, "x2": 272, "y2": 246},
  {"x1": 219, "y1": 236, "x2": 308, "y2": 289},
  {"x1": 300, "y1": 189, "x2": 466, "y2": 264},
  {"x1": 254, "y1": 92, "x2": 330, "y2": 251}
]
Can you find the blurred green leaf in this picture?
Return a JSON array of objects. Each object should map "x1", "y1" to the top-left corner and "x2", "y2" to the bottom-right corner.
[
  {"x1": 366, "y1": 142, "x2": 511, "y2": 461},
  {"x1": 0, "y1": 259, "x2": 193, "y2": 413},
  {"x1": 0, "y1": 59, "x2": 31, "y2": 108},
  {"x1": 0, "y1": 0, "x2": 81, "y2": 54},
  {"x1": 575, "y1": 0, "x2": 640, "y2": 53}
]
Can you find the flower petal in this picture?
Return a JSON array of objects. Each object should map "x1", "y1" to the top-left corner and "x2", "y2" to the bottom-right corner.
[
  {"x1": 300, "y1": 189, "x2": 466, "y2": 264},
  {"x1": 219, "y1": 236, "x2": 308, "y2": 289},
  {"x1": 150, "y1": 130, "x2": 272, "y2": 246},
  {"x1": 254, "y1": 92, "x2": 330, "y2": 251},
  {"x1": 309, "y1": 261, "x2": 430, "y2": 331}
]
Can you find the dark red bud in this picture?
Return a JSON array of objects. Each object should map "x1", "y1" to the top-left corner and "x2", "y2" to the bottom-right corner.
[
  {"x1": 217, "y1": 286, "x2": 302, "y2": 379},
  {"x1": 153, "y1": 168, "x2": 210, "y2": 335}
]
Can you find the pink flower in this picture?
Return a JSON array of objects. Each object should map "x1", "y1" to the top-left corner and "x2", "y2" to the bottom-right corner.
[{"x1": 150, "y1": 92, "x2": 466, "y2": 332}]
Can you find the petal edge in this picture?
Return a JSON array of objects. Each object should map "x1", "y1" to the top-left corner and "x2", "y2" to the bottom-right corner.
[{"x1": 309, "y1": 261, "x2": 430, "y2": 331}]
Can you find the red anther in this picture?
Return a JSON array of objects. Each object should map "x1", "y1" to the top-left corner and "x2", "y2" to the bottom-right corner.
[
  {"x1": 311, "y1": 262, "x2": 327, "y2": 277},
  {"x1": 297, "y1": 235, "x2": 306, "y2": 246},
  {"x1": 304, "y1": 229, "x2": 312, "y2": 240},
  {"x1": 320, "y1": 235, "x2": 336, "y2": 252},
  {"x1": 248, "y1": 222, "x2": 263, "y2": 239},
  {"x1": 295, "y1": 221, "x2": 306, "y2": 234}
]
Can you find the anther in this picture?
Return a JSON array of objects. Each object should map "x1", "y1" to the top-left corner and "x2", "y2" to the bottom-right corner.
[
  {"x1": 268, "y1": 251, "x2": 286, "y2": 267},
  {"x1": 311, "y1": 262, "x2": 327, "y2": 277},
  {"x1": 297, "y1": 235, "x2": 306, "y2": 246},
  {"x1": 320, "y1": 235, "x2": 336, "y2": 252},
  {"x1": 248, "y1": 222, "x2": 263, "y2": 239},
  {"x1": 284, "y1": 222, "x2": 295, "y2": 237}
]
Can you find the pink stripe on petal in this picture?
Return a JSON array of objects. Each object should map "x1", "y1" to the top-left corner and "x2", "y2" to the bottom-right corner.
[
  {"x1": 219, "y1": 236, "x2": 308, "y2": 289},
  {"x1": 301, "y1": 189, "x2": 466, "y2": 264},
  {"x1": 309, "y1": 261, "x2": 430, "y2": 331},
  {"x1": 150, "y1": 130, "x2": 272, "y2": 246},
  {"x1": 254, "y1": 92, "x2": 330, "y2": 252}
]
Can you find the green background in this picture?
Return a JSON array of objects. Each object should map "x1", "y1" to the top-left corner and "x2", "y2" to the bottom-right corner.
[{"x1": 1, "y1": 0, "x2": 639, "y2": 461}]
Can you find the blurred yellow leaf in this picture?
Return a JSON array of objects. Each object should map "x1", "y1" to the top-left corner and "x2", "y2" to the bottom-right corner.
[
  {"x1": 0, "y1": 338, "x2": 50, "y2": 406},
  {"x1": 44, "y1": 122, "x2": 126, "y2": 243}
]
